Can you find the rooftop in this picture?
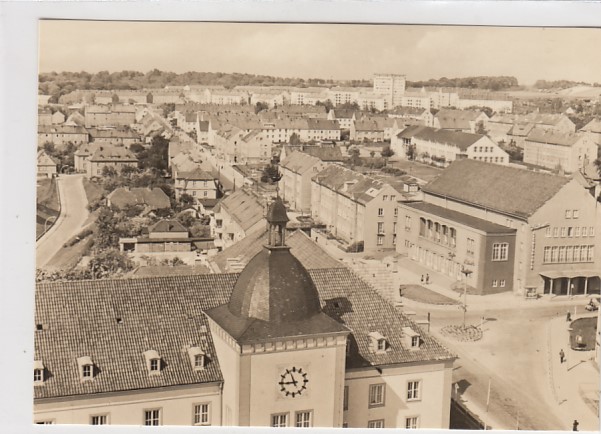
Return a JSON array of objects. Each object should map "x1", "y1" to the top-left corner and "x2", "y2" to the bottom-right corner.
[{"x1": 422, "y1": 159, "x2": 571, "y2": 220}]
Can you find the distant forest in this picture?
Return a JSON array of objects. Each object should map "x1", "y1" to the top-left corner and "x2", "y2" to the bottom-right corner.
[
  {"x1": 406, "y1": 76, "x2": 519, "y2": 91},
  {"x1": 40, "y1": 70, "x2": 595, "y2": 104},
  {"x1": 534, "y1": 79, "x2": 601, "y2": 89}
]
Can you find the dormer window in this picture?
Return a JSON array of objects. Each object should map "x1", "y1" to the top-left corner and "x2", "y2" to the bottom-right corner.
[
  {"x1": 187, "y1": 347, "x2": 206, "y2": 371},
  {"x1": 368, "y1": 332, "x2": 389, "y2": 354},
  {"x1": 33, "y1": 360, "x2": 44, "y2": 384},
  {"x1": 402, "y1": 327, "x2": 421, "y2": 350},
  {"x1": 144, "y1": 350, "x2": 162, "y2": 375},
  {"x1": 77, "y1": 356, "x2": 95, "y2": 381}
]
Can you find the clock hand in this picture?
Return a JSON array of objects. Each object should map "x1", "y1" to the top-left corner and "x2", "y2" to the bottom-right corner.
[{"x1": 290, "y1": 374, "x2": 298, "y2": 386}]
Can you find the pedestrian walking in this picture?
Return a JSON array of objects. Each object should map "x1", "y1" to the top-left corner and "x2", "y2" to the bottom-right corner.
[
  {"x1": 572, "y1": 420, "x2": 579, "y2": 431},
  {"x1": 426, "y1": 274, "x2": 430, "y2": 284},
  {"x1": 421, "y1": 274, "x2": 424, "y2": 283},
  {"x1": 566, "y1": 311, "x2": 572, "y2": 322},
  {"x1": 559, "y1": 349, "x2": 565, "y2": 364}
]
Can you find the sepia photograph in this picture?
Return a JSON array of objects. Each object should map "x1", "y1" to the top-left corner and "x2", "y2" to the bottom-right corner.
[{"x1": 30, "y1": 18, "x2": 600, "y2": 430}]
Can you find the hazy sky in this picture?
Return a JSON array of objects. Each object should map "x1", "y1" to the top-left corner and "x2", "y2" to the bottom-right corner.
[{"x1": 39, "y1": 21, "x2": 601, "y2": 85}]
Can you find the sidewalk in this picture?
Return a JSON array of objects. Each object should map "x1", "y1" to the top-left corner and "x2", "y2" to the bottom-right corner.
[{"x1": 547, "y1": 315, "x2": 599, "y2": 431}]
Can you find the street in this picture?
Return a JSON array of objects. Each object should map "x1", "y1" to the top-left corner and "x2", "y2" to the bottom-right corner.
[
  {"x1": 36, "y1": 174, "x2": 89, "y2": 269},
  {"x1": 418, "y1": 303, "x2": 588, "y2": 430}
]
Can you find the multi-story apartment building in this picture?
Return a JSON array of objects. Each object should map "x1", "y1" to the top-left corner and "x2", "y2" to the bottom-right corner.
[
  {"x1": 84, "y1": 104, "x2": 136, "y2": 128},
  {"x1": 580, "y1": 118, "x2": 601, "y2": 146},
  {"x1": 311, "y1": 165, "x2": 411, "y2": 251},
  {"x1": 393, "y1": 126, "x2": 509, "y2": 167},
  {"x1": 397, "y1": 159, "x2": 601, "y2": 296},
  {"x1": 33, "y1": 201, "x2": 456, "y2": 428},
  {"x1": 86, "y1": 145, "x2": 138, "y2": 178},
  {"x1": 37, "y1": 125, "x2": 89, "y2": 148},
  {"x1": 279, "y1": 150, "x2": 328, "y2": 213},
  {"x1": 211, "y1": 189, "x2": 265, "y2": 249},
  {"x1": 523, "y1": 129, "x2": 599, "y2": 173},
  {"x1": 388, "y1": 107, "x2": 435, "y2": 128},
  {"x1": 434, "y1": 109, "x2": 489, "y2": 134},
  {"x1": 373, "y1": 73, "x2": 406, "y2": 108},
  {"x1": 175, "y1": 169, "x2": 218, "y2": 203}
]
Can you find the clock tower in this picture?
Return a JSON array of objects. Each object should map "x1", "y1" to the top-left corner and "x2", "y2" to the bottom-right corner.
[{"x1": 206, "y1": 197, "x2": 349, "y2": 427}]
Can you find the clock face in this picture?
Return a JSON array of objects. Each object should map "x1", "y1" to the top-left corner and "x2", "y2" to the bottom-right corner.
[{"x1": 278, "y1": 366, "x2": 308, "y2": 398}]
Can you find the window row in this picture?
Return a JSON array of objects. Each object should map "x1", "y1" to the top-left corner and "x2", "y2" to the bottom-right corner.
[
  {"x1": 271, "y1": 410, "x2": 313, "y2": 428},
  {"x1": 564, "y1": 209, "x2": 579, "y2": 219},
  {"x1": 473, "y1": 156, "x2": 505, "y2": 164},
  {"x1": 492, "y1": 243, "x2": 509, "y2": 262},
  {"x1": 543, "y1": 245, "x2": 594, "y2": 264},
  {"x1": 381, "y1": 195, "x2": 397, "y2": 202},
  {"x1": 491, "y1": 279, "x2": 506, "y2": 288},
  {"x1": 419, "y1": 218, "x2": 457, "y2": 247},
  {"x1": 545, "y1": 226, "x2": 595, "y2": 238},
  {"x1": 366, "y1": 416, "x2": 419, "y2": 429},
  {"x1": 367, "y1": 381, "x2": 421, "y2": 408},
  {"x1": 37, "y1": 404, "x2": 212, "y2": 426}
]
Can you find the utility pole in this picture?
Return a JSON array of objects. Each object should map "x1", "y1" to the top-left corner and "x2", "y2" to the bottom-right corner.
[{"x1": 461, "y1": 267, "x2": 472, "y2": 329}]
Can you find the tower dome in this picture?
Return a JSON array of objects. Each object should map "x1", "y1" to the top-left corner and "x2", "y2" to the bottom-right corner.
[{"x1": 227, "y1": 197, "x2": 321, "y2": 323}]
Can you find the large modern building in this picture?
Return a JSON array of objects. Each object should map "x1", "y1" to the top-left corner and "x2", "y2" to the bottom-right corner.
[
  {"x1": 373, "y1": 73, "x2": 406, "y2": 109},
  {"x1": 34, "y1": 200, "x2": 455, "y2": 428},
  {"x1": 397, "y1": 159, "x2": 601, "y2": 296}
]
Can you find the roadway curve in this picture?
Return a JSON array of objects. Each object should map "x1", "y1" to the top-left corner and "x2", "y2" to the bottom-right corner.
[{"x1": 36, "y1": 174, "x2": 89, "y2": 269}]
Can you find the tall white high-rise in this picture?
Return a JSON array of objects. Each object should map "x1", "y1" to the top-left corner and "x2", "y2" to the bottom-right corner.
[{"x1": 373, "y1": 73, "x2": 406, "y2": 108}]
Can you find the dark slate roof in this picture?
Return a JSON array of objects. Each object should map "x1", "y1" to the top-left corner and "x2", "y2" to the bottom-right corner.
[
  {"x1": 34, "y1": 274, "x2": 238, "y2": 399},
  {"x1": 38, "y1": 125, "x2": 88, "y2": 135},
  {"x1": 301, "y1": 146, "x2": 344, "y2": 162},
  {"x1": 306, "y1": 118, "x2": 340, "y2": 130},
  {"x1": 90, "y1": 146, "x2": 138, "y2": 162},
  {"x1": 219, "y1": 190, "x2": 265, "y2": 232},
  {"x1": 525, "y1": 128, "x2": 584, "y2": 147},
  {"x1": 177, "y1": 168, "x2": 214, "y2": 181},
  {"x1": 149, "y1": 219, "x2": 188, "y2": 233},
  {"x1": 280, "y1": 151, "x2": 322, "y2": 175},
  {"x1": 435, "y1": 109, "x2": 482, "y2": 130},
  {"x1": 401, "y1": 126, "x2": 484, "y2": 151},
  {"x1": 266, "y1": 197, "x2": 289, "y2": 224},
  {"x1": 210, "y1": 229, "x2": 344, "y2": 273},
  {"x1": 35, "y1": 267, "x2": 454, "y2": 399},
  {"x1": 402, "y1": 202, "x2": 517, "y2": 234},
  {"x1": 423, "y1": 159, "x2": 571, "y2": 219}
]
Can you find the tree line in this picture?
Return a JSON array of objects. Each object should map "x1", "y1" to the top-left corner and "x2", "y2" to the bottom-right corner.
[
  {"x1": 533, "y1": 79, "x2": 601, "y2": 90},
  {"x1": 407, "y1": 76, "x2": 519, "y2": 91}
]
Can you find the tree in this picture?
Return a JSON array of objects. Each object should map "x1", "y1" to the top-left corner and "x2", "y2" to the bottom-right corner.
[
  {"x1": 255, "y1": 101, "x2": 269, "y2": 114},
  {"x1": 101, "y1": 166, "x2": 118, "y2": 177},
  {"x1": 161, "y1": 103, "x2": 176, "y2": 118},
  {"x1": 289, "y1": 133, "x2": 301, "y2": 146},
  {"x1": 381, "y1": 146, "x2": 394, "y2": 158},
  {"x1": 315, "y1": 99, "x2": 334, "y2": 113},
  {"x1": 94, "y1": 206, "x2": 120, "y2": 250},
  {"x1": 261, "y1": 164, "x2": 282, "y2": 183},
  {"x1": 475, "y1": 121, "x2": 488, "y2": 135},
  {"x1": 370, "y1": 151, "x2": 376, "y2": 158},
  {"x1": 406, "y1": 144, "x2": 416, "y2": 161},
  {"x1": 88, "y1": 249, "x2": 134, "y2": 279},
  {"x1": 43, "y1": 142, "x2": 56, "y2": 155},
  {"x1": 348, "y1": 147, "x2": 362, "y2": 167}
]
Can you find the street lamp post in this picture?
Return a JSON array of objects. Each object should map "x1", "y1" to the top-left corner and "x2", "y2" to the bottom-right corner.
[{"x1": 461, "y1": 267, "x2": 473, "y2": 329}]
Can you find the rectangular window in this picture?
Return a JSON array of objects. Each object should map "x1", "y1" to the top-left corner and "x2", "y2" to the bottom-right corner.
[
  {"x1": 193, "y1": 403, "x2": 210, "y2": 426},
  {"x1": 500, "y1": 280, "x2": 506, "y2": 288},
  {"x1": 390, "y1": 195, "x2": 396, "y2": 201},
  {"x1": 90, "y1": 415, "x2": 107, "y2": 425},
  {"x1": 492, "y1": 280, "x2": 497, "y2": 287},
  {"x1": 368, "y1": 383, "x2": 386, "y2": 407},
  {"x1": 575, "y1": 227, "x2": 581, "y2": 237},
  {"x1": 377, "y1": 222, "x2": 384, "y2": 234},
  {"x1": 551, "y1": 246, "x2": 558, "y2": 263},
  {"x1": 582, "y1": 227, "x2": 588, "y2": 237},
  {"x1": 150, "y1": 359, "x2": 159, "y2": 372},
  {"x1": 566, "y1": 246, "x2": 574, "y2": 262},
  {"x1": 567, "y1": 227, "x2": 573, "y2": 237},
  {"x1": 561, "y1": 227, "x2": 566, "y2": 238},
  {"x1": 383, "y1": 195, "x2": 388, "y2": 201},
  {"x1": 35, "y1": 421, "x2": 54, "y2": 425},
  {"x1": 393, "y1": 222, "x2": 397, "y2": 235},
  {"x1": 558, "y1": 246, "x2": 566, "y2": 263},
  {"x1": 405, "y1": 416, "x2": 419, "y2": 429},
  {"x1": 545, "y1": 227, "x2": 551, "y2": 238},
  {"x1": 590, "y1": 227, "x2": 595, "y2": 237},
  {"x1": 378, "y1": 208, "x2": 384, "y2": 217},
  {"x1": 411, "y1": 335, "x2": 420, "y2": 348},
  {"x1": 34, "y1": 369, "x2": 43, "y2": 382},
  {"x1": 565, "y1": 210, "x2": 571, "y2": 219},
  {"x1": 144, "y1": 409, "x2": 161, "y2": 426},
  {"x1": 588, "y1": 246, "x2": 594, "y2": 262},
  {"x1": 553, "y1": 227, "x2": 558, "y2": 238},
  {"x1": 82, "y1": 364, "x2": 92, "y2": 378},
  {"x1": 343, "y1": 386, "x2": 349, "y2": 411},
  {"x1": 572, "y1": 210, "x2": 579, "y2": 219},
  {"x1": 377, "y1": 235, "x2": 384, "y2": 246},
  {"x1": 194, "y1": 354, "x2": 205, "y2": 369},
  {"x1": 407, "y1": 380, "x2": 421, "y2": 401},
  {"x1": 394, "y1": 207, "x2": 398, "y2": 217},
  {"x1": 467, "y1": 238, "x2": 475, "y2": 256},
  {"x1": 492, "y1": 243, "x2": 509, "y2": 261},
  {"x1": 295, "y1": 411, "x2": 312, "y2": 428},
  {"x1": 271, "y1": 413, "x2": 288, "y2": 428},
  {"x1": 368, "y1": 419, "x2": 385, "y2": 428}
]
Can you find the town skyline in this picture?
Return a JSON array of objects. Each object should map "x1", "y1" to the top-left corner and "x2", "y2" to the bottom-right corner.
[{"x1": 39, "y1": 21, "x2": 601, "y2": 85}]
